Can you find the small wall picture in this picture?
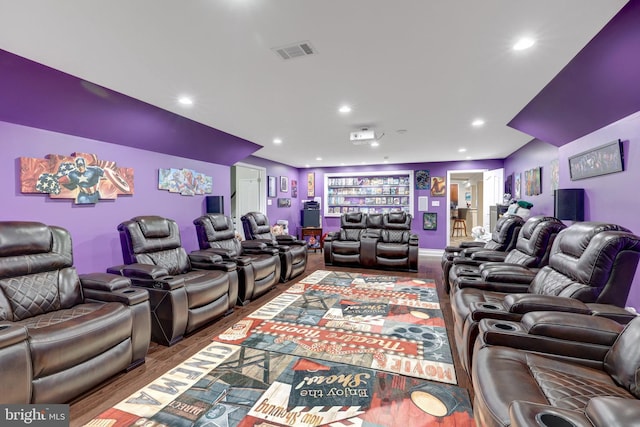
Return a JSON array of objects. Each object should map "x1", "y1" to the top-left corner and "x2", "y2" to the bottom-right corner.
[
  {"x1": 514, "y1": 173, "x2": 521, "y2": 198},
  {"x1": 415, "y1": 169, "x2": 430, "y2": 190},
  {"x1": 277, "y1": 198, "x2": 291, "y2": 208},
  {"x1": 430, "y1": 176, "x2": 446, "y2": 197},
  {"x1": 423, "y1": 212, "x2": 437, "y2": 230},
  {"x1": 307, "y1": 172, "x2": 315, "y2": 197},
  {"x1": 268, "y1": 176, "x2": 277, "y2": 198},
  {"x1": 280, "y1": 176, "x2": 289, "y2": 193},
  {"x1": 291, "y1": 180, "x2": 298, "y2": 198}
]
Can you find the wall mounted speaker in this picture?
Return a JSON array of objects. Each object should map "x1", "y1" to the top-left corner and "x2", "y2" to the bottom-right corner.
[
  {"x1": 554, "y1": 189, "x2": 584, "y2": 221},
  {"x1": 206, "y1": 195, "x2": 224, "y2": 214}
]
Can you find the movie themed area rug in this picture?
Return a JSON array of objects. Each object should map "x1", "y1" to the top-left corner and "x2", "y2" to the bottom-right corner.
[
  {"x1": 214, "y1": 270, "x2": 457, "y2": 385},
  {"x1": 85, "y1": 344, "x2": 475, "y2": 427}
]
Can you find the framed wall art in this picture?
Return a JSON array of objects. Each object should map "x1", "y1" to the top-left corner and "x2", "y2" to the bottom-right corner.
[
  {"x1": 267, "y1": 176, "x2": 277, "y2": 198},
  {"x1": 277, "y1": 198, "x2": 291, "y2": 208},
  {"x1": 423, "y1": 212, "x2": 437, "y2": 230},
  {"x1": 569, "y1": 139, "x2": 624, "y2": 181},
  {"x1": 430, "y1": 176, "x2": 446, "y2": 197},
  {"x1": 291, "y1": 180, "x2": 298, "y2": 198},
  {"x1": 280, "y1": 176, "x2": 289, "y2": 193},
  {"x1": 307, "y1": 172, "x2": 315, "y2": 197}
]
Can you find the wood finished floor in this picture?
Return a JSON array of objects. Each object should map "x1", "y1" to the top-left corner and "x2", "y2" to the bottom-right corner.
[{"x1": 69, "y1": 252, "x2": 473, "y2": 426}]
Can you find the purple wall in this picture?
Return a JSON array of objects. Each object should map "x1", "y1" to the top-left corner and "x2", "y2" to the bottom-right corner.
[
  {"x1": 503, "y1": 139, "x2": 560, "y2": 217},
  {"x1": 244, "y1": 158, "x2": 504, "y2": 249},
  {"x1": 506, "y1": 111, "x2": 640, "y2": 310},
  {"x1": 2, "y1": 120, "x2": 230, "y2": 274}
]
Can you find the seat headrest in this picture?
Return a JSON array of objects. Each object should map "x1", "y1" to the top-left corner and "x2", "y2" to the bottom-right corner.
[
  {"x1": 366, "y1": 213, "x2": 384, "y2": 228},
  {"x1": 554, "y1": 222, "x2": 631, "y2": 259},
  {"x1": 387, "y1": 212, "x2": 407, "y2": 224},
  {"x1": 210, "y1": 214, "x2": 232, "y2": 232},
  {"x1": 0, "y1": 221, "x2": 52, "y2": 256},
  {"x1": 133, "y1": 216, "x2": 172, "y2": 238}
]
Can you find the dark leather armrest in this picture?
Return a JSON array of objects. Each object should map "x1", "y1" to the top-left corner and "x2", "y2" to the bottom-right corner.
[
  {"x1": 195, "y1": 260, "x2": 237, "y2": 272},
  {"x1": 276, "y1": 235, "x2": 306, "y2": 246},
  {"x1": 0, "y1": 322, "x2": 28, "y2": 349},
  {"x1": 521, "y1": 311, "x2": 623, "y2": 346},
  {"x1": 481, "y1": 264, "x2": 537, "y2": 284},
  {"x1": 586, "y1": 303, "x2": 638, "y2": 324},
  {"x1": 460, "y1": 246, "x2": 486, "y2": 257},
  {"x1": 503, "y1": 294, "x2": 592, "y2": 315},
  {"x1": 324, "y1": 231, "x2": 339, "y2": 242},
  {"x1": 455, "y1": 276, "x2": 531, "y2": 294},
  {"x1": 409, "y1": 234, "x2": 419, "y2": 245},
  {"x1": 254, "y1": 238, "x2": 277, "y2": 247},
  {"x1": 79, "y1": 272, "x2": 149, "y2": 305},
  {"x1": 470, "y1": 250, "x2": 508, "y2": 262},
  {"x1": 468, "y1": 301, "x2": 522, "y2": 322},
  {"x1": 109, "y1": 263, "x2": 184, "y2": 290},
  {"x1": 199, "y1": 247, "x2": 234, "y2": 259},
  {"x1": 460, "y1": 241, "x2": 485, "y2": 248},
  {"x1": 586, "y1": 396, "x2": 640, "y2": 427},
  {"x1": 189, "y1": 250, "x2": 224, "y2": 264},
  {"x1": 241, "y1": 240, "x2": 268, "y2": 250}
]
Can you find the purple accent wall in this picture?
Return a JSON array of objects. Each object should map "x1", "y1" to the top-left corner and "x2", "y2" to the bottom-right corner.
[
  {"x1": 241, "y1": 156, "x2": 302, "y2": 234},
  {"x1": 2, "y1": 120, "x2": 230, "y2": 273},
  {"x1": 508, "y1": 0, "x2": 640, "y2": 146},
  {"x1": 244, "y1": 157, "x2": 504, "y2": 249},
  {"x1": 506, "y1": 111, "x2": 640, "y2": 309},
  {"x1": 503, "y1": 139, "x2": 560, "y2": 217},
  {"x1": 0, "y1": 49, "x2": 261, "y2": 166}
]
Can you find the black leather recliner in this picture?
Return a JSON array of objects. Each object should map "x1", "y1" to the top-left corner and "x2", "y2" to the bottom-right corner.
[
  {"x1": 451, "y1": 222, "x2": 640, "y2": 375},
  {"x1": 472, "y1": 316, "x2": 640, "y2": 427},
  {"x1": 110, "y1": 215, "x2": 238, "y2": 346},
  {"x1": 0, "y1": 221, "x2": 151, "y2": 403},
  {"x1": 441, "y1": 215, "x2": 525, "y2": 292},
  {"x1": 241, "y1": 211, "x2": 308, "y2": 282},
  {"x1": 447, "y1": 216, "x2": 566, "y2": 295},
  {"x1": 193, "y1": 213, "x2": 281, "y2": 305},
  {"x1": 323, "y1": 212, "x2": 367, "y2": 266}
]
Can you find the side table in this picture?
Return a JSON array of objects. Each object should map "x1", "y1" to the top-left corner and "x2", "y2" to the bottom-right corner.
[{"x1": 298, "y1": 227, "x2": 323, "y2": 252}]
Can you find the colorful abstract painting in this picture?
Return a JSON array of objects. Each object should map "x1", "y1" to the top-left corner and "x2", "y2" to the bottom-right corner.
[
  {"x1": 158, "y1": 168, "x2": 212, "y2": 196},
  {"x1": 20, "y1": 152, "x2": 133, "y2": 204}
]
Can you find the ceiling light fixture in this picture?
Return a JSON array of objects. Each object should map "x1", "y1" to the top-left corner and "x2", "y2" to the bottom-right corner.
[
  {"x1": 458, "y1": 148, "x2": 467, "y2": 153},
  {"x1": 273, "y1": 138, "x2": 282, "y2": 144},
  {"x1": 471, "y1": 119, "x2": 485, "y2": 127},
  {"x1": 338, "y1": 105, "x2": 352, "y2": 114},
  {"x1": 316, "y1": 157, "x2": 322, "y2": 161},
  {"x1": 513, "y1": 37, "x2": 535, "y2": 51},
  {"x1": 370, "y1": 141, "x2": 379, "y2": 147},
  {"x1": 178, "y1": 96, "x2": 193, "y2": 106}
]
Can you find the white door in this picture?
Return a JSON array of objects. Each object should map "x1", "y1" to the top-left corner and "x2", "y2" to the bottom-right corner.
[
  {"x1": 483, "y1": 168, "x2": 504, "y2": 230},
  {"x1": 233, "y1": 164, "x2": 266, "y2": 239}
]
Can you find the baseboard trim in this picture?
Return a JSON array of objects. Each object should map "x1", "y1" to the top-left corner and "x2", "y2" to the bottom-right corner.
[{"x1": 419, "y1": 248, "x2": 444, "y2": 257}]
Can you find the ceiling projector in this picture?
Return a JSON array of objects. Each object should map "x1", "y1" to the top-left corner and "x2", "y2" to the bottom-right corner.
[{"x1": 350, "y1": 129, "x2": 376, "y2": 143}]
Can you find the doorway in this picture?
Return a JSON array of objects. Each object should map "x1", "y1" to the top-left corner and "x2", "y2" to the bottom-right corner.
[
  {"x1": 231, "y1": 163, "x2": 267, "y2": 239},
  {"x1": 446, "y1": 169, "x2": 485, "y2": 246}
]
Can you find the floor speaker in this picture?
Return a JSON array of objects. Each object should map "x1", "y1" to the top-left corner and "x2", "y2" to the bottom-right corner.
[
  {"x1": 206, "y1": 195, "x2": 224, "y2": 214},
  {"x1": 554, "y1": 189, "x2": 584, "y2": 221},
  {"x1": 301, "y1": 209, "x2": 320, "y2": 227}
]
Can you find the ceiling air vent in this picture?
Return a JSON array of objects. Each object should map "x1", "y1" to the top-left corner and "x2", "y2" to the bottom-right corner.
[{"x1": 272, "y1": 41, "x2": 316, "y2": 60}]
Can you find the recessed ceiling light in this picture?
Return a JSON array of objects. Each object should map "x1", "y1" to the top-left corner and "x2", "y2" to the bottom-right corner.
[
  {"x1": 273, "y1": 138, "x2": 282, "y2": 144},
  {"x1": 178, "y1": 96, "x2": 193, "y2": 106},
  {"x1": 458, "y1": 148, "x2": 467, "y2": 153},
  {"x1": 466, "y1": 156, "x2": 472, "y2": 160},
  {"x1": 305, "y1": 164, "x2": 310, "y2": 168},
  {"x1": 316, "y1": 157, "x2": 322, "y2": 161},
  {"x1": 472, "y1": 119, "x2": 485, "y2": 127},
  {"x1": 338, "y1": 105, "x2": 352, "y2": 114},
  {"x1": 513, "y1": 37, "x2": 535, "y2": 51},
  {"x1": 370, "y1": 141, "x2": 379, "y2": 147}
]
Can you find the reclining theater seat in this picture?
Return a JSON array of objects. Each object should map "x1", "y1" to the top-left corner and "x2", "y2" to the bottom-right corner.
[
  {"x1": 241, "y1": 211, "x2": 307, "y2": 282},
  {"x1": 451, "y1": 222, "x2": 640, "y2": 375},
  {"x1": 473, "y1": 316, "x2": 640, "y2": 427},
  {"x1": 448, "y1": 216, "x2": 566, "y2": 294},
  {"x1": 441, "y1": 215, "x2": 524, "y2": 292},
  {"x1": 375, "y1": 211, "x2": 419, "y2": 272},
  {"x1": 111, "y1": 215, "x2": 238, "y2": 346},
  {"x1": 0, "y1": 221, "x2": 151, "y2": 403},
  {"x1": 193, "y1": 213, "x2": 281, "y2": 305},
  {"x1": 323, "y1": 212, "x2": 367, "y2": 267}
]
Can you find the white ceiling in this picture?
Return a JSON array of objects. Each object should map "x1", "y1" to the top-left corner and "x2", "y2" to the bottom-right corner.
[{"x1": 0, "y1": 1, "x2": 628, "y2": 168}]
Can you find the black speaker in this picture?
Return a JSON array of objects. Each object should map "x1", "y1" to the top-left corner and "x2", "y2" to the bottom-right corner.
[
  {"x1": 554, "y1": 189, "x2": 584, "y2": 221},
  {"x1": 206, "y1": 195, "x2": 224, "y2": 214},
  {"x1": 301, "y1": 209, "x2": 320, "y2": 227}
]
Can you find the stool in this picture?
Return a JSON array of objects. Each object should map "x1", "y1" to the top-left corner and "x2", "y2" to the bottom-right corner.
[{"x1": 452, "y1": 218, "x2": 467, "y2": 237}]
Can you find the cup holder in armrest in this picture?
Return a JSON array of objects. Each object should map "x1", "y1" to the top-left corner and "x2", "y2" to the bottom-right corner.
[
  {"x1": 0, "y1": 325, "x2": 9, "y2": 331},
  {"x1": 481, "y1": 303, "x2": 501, "y2": 310},
  {"x1": 122, "y1": 289, "x2": 136, "y2": 293},
  {"x1": 536, "y1": 412, "x2": 577, "y2": 427},
  {"x1": 493, "y1": 322, "x2": 517, "y2": 331}
]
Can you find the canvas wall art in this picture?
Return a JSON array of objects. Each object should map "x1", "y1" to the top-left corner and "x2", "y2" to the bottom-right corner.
[
  {"x1": 20, "y1": 152, "x2": 134, "y2": 204},
  {"x1": 158, "y1": 168, "x2": 212, "y2": 196},
  {"x1": 430, "y1": 176, "x2": 446, "y2": 197}
]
